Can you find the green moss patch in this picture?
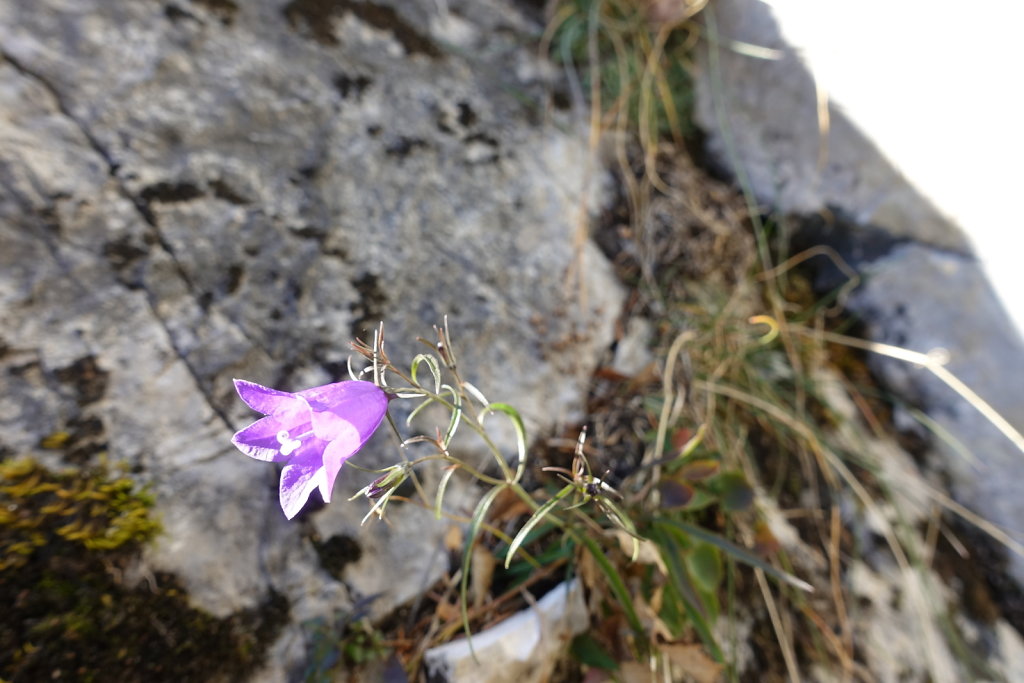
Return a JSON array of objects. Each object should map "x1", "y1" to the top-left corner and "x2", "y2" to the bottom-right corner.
[{"x1": 0, "y1": 457, "x2": 288, "y2": 681}]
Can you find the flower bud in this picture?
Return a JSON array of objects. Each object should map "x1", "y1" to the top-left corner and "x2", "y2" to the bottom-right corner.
[{"x1": 364, "y1": 466, "x2": 407, "y2": 500}]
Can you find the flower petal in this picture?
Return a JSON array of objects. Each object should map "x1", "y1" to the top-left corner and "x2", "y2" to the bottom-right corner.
[
  {"x1": 303, "y1": 381, "x2": 388, "y2": 443},
  {"x1": 279, "y1": 450, "x2": 327, "y2": 519},
  {"x1": 233, "y1": 379, "x2": 301, "y2": 415},
  {"x1": 318, "y1": 435, "x2": 363, "y2": 503},
  {"x1": 231, "y1": 416, "x2": 291, "y2": 462}
]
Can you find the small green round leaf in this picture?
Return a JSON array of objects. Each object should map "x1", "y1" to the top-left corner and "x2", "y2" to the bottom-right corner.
[
  {"x1": 686, "y1": 543, "x2": 723, "y2": 593},
  {"x1": 679, "y1": 458, "x2": 720, "y2": 481},
  {"x1": 718, "y1": 471, "x2": 754, "y2": 512},
  {"x1": 658, "y1": 479, "x2": 695, "y2": 509}
]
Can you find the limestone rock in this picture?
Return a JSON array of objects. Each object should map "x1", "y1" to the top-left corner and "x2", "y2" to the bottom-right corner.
[
  {"x1": 848, "y1": 245, "x2": 1024, "y2": 582},
  {"x1": 0, "y1": 0, "x2": 622, "y2": 674}
]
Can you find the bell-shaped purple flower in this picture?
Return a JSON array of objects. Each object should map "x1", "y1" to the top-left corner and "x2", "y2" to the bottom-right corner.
[{"x1": 231, "y1": 379, "x2": 388, "y2": 519}]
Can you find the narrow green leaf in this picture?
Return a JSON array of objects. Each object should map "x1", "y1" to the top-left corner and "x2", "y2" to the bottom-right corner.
[
  {"x1": 441, "y1": 384, "x2": 462, "y2": 447},
  {"x1": 650, "y1": 526, "x2": 723, "y2": 662},
  {"x1": 505, "y1": 485, "x2": 573, "y2": 568},
  {"x1": 578, "y1": 535, "x2": 645, "y2": 641},
  {"x1": 599, "y1": 498, "x2": 641, "y2": 562},
  {"x1": 671, "y1": 487, "x2": 717, "y2": 512},
  {"x1": 410, "y1": 353, "x2": 442, "y2": 394},
  {"x1": 434, "y1": 466, "x2": 457, "y2": 520},
  {"x1": 659, "y1": 520, "x2": 813, "y2": 593},
  {"x1": 677, "y1": 423, "x2": 707, "y2": 459},
  {"x1": 686, "y1": 543, "x2": 723, "y2": 593},
  {"x1": 461, "y1": 485, "x2": 507, "y2": 653},
  {"x1": 479, "y1": 403, "x2": 527, "y2": 482},
  {"x1": 504, "y1": 534, "x2": 571, "y2": 581},
  {"x1": 461, "y1": 381, "x2": 489, "y2": 407},
  {"x1": 653, "y1": 526, "x2": 706, "y2": 620},
  {"x1": 570, "y1": 633, "x2": 619, "y2": 671},
  {"x1": 405, "y1": 396, "x2": 436, "y2": 427}
]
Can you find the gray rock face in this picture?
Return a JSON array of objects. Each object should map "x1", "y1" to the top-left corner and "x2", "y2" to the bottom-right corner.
[
  {"x1": 848, "y1": 245, "x2": 1024, "y2": 578},
  {"x1": 693, "y1": 0, "x2": 968, "y2": 253},
  {"x1": 694, "y1": 0, "x2": 1024, "y2": 585},
  {"x1": 0, "y1": 0, "x2": 622, "y2": 674}
]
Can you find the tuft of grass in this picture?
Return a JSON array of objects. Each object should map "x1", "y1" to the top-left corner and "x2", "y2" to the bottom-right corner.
[
  {"x1": 545, "y1": 0, "x2": 706, "y2": 151},
  {"x1": 524, "y1": 2, "x2": 1024, "y2": 680}
]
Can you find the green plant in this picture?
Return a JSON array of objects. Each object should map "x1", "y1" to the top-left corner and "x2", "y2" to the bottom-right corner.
[{"x1": 546, "y1": 0, "x2": 705, "y2": 151}]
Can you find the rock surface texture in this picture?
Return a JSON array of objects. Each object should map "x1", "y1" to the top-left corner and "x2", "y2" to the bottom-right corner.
[
  {"x1": 695, "y1": 0, "x2": 1024, "y2": 589},
  {"x1": 0, "y1": 0, "x2": 622, "y2": 678}
]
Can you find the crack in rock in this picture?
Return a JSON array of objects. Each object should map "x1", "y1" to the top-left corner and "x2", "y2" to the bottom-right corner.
[{"x1": 1, "y1": 49, "x2": 236, "y2": 433}]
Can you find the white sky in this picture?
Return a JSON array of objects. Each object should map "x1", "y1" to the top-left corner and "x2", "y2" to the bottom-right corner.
[{"x1": 765, "y1": 0, "x2": 1024, "y2": 333}]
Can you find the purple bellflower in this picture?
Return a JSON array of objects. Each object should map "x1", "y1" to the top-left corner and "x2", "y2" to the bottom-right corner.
[{"x1": 231, "y1": 379, "x2": 389, "y2": 519}]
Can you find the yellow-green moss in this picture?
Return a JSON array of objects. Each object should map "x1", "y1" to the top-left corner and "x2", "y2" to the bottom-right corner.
[
  {"x1": 0, "y1": 457, "x2": 159, "y2": 570},
  {"x1": 0, "y1": 457, "x2": 288, "y2": 681}
]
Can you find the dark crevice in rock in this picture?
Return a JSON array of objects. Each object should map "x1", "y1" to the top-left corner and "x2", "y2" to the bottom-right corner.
[
  {"x1": 790, "y1": 209, "x2": 912, "y2": 272},
  {"x1": 385, "y1": 136, "x2": 428, "y2": 158},
  {"x1": 164, "y1": 4, "x2": 199, "y2": 23},
  {"x1": 49, "y1": 415, "x2": 108, "y2": 465},
  {"x1": 784, "y1": 206, "x2": 973, "y2": 287},
  {"x1": 457, "y1": 101, "x2": 477, "y2": 128},
  {"x1": 938, "y1": 519, "x2": 1024, "y2": 638},
  {"x1": 349, "y1": 272, "x2": 388, "y2": 339},
  {"x1": 282, "y1": 0, "x2": 441, "y2": 57},
  {"x1": 225, "y1": 263, "x2": 244, "y2": 294},
  {"x1": 2, "y1": 50, "x2": 122, "y2": 166},
  {"x1": 313, "y1": 534, "x2": 363, "y2": 581},
  {"x1": 0, "y1": 51, "x2": 238, "y2": 434},
  {"x1": 464, "y1": 132, "x2": 498, "y2": 147},
  {"x1": 463, "y1": 131, "x2": 500, "y2": 163},
  {"x1": 209, "y1": 178, "x2": 249, "y2": 204},
  {"x1": 103, "y1": 236, "x2": 149, "y2": 269},
  {"x1": 549, "y1": 88, "x2": 571, "y2": 111},
  {"x1": 438, "y1": 100, "x2": 480, "y2": 134},
  {"x1": 140, "y1": 180, "x2": 204, "y2": 204},
  {"x1": 296, "y1": 165, "x2": 320, "y2": 181},
  {"x1": 333, "y1": 72, "x2": 372, "y2": 99},
  {"x1": 53, "y1": 355, "x2": 109, "y2": 406},
  {"x1": 193, "y1": 0, "x2": 239, "y2": 25},
  {"x1": 290, "y1": 224, "x2": 328, "y2": 242}
]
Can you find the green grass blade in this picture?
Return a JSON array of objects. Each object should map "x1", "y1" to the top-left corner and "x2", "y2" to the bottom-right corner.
[
  {"x1": 578, "y1": 534, "x2": 645, "y2": 642},
  {"x1": 441, "y1": 384, "x2": 462, "y2": 447},
  {"x1": 599, "y1": 498, "x2": 641, "y2": 561},
  {"x1": 434, "y1": 466, "x2": 457, "y2": 520},
  {"x1": 504, "y1": 484, "x2": 574, "y2": 568},
  {"x1": 651, "y1": 524, "x2": 724, "y2": 662},
  {"x1": 659, "y1": 519, "x2": 813, "y2": 593},
  {"x1": 410, "y1": 353, "x2": 441, "y2": 394},
  {"x1": 460, "y1": 484, "x2": 507, "y2": 654},
  {"x1": 405, "y1": 396, "x2": 436, "y2": 427},
  {"x1": 479, "y1": 402, "x2": 527, "y2": 482}
]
